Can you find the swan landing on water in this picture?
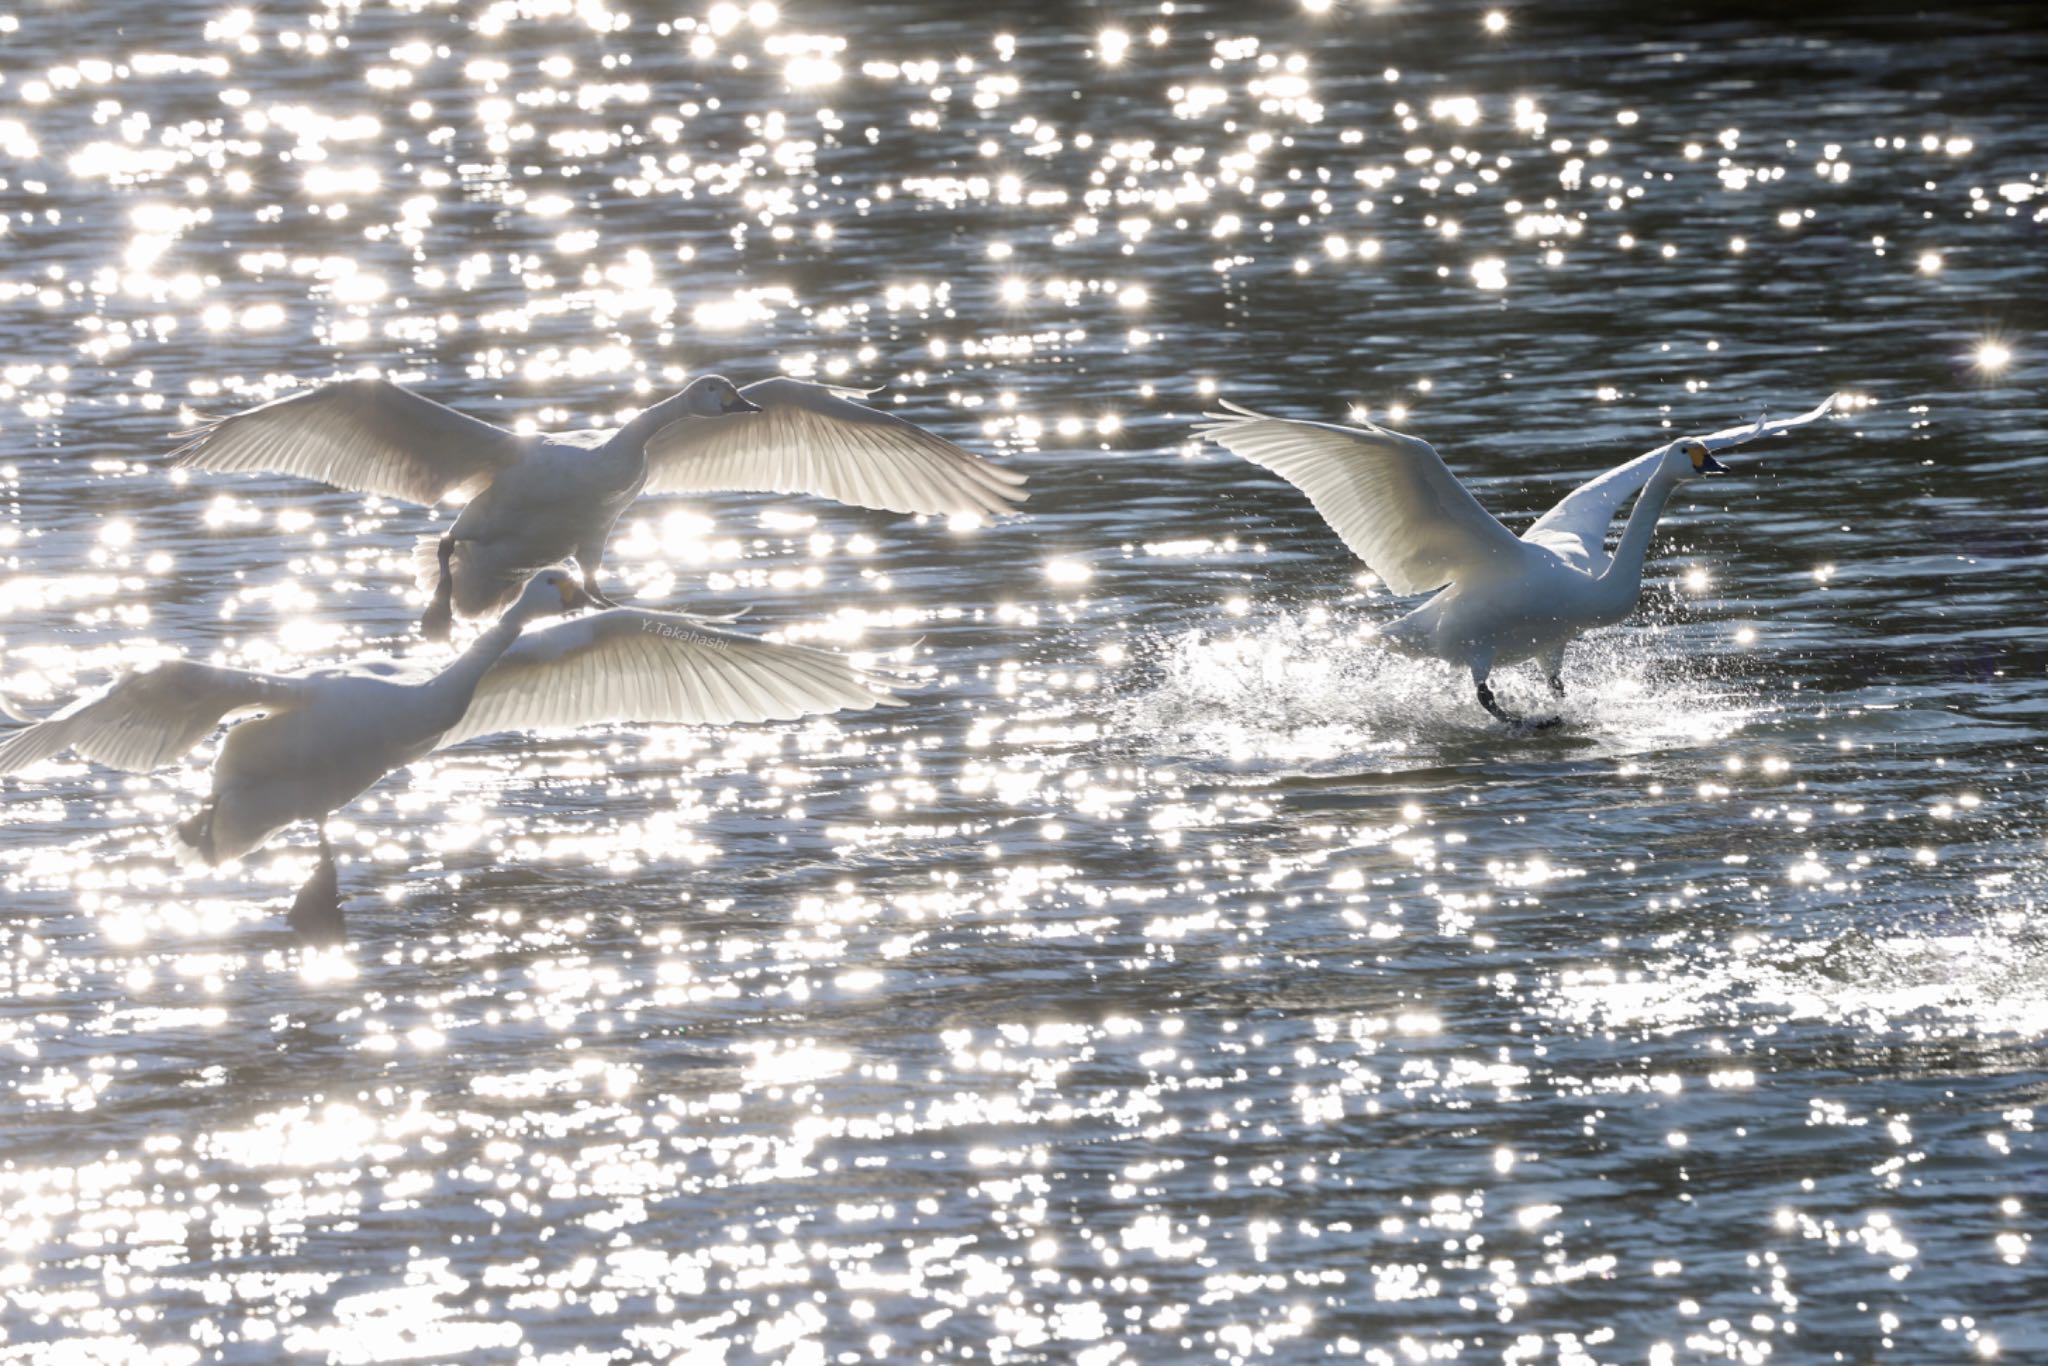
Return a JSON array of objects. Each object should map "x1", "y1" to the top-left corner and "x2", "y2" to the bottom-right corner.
[
  {"x1": 168, "y1": 373, "x2": 1028, "y2": 640},
  {"x1": 1198, "y1": 394, "x2": 1842, "y2": 727},
  {"x1": 0, "y1": 571, "x2": 900, "y2": 941}
]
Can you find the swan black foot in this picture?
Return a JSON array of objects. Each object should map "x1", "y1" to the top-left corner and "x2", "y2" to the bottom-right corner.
[
  {"x1": 1477, "y1": 679, "x2": 1562, "y2": 732},
  {"x1": 579, "y1": 564, "x2": 619, "y2": 610},
  {"x1": 287, "y1": 829, "x2": 345, "y2": 944},
  {"x1": 421, "y1": 535, "x2": 458, "y2": 641},
  {"x1": 175, "y1": 803, "x2": 217, "y2": 862}
]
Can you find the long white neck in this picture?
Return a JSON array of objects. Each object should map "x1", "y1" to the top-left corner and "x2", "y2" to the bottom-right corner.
[
  {"x1": 615, "y1": 388, "x2": 703, "y2": 453},
  {"x1": 427, "y1": 609, "x2": 529, "y2": 718},
  {"x1": 1594, "y1": 463, "x2": 1685, "y2": 610}
]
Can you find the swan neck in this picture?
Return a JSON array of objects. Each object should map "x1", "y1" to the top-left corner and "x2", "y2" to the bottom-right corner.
[
  {"x1": 1597, "y1": 465, "x2": 1683, "y2": 600},
  {"x1": 618, "y1": 389, "x2": 695, "y2": 452},
  {"x1": 434, "y1": 612, "x2": 525, "y2": 707}
]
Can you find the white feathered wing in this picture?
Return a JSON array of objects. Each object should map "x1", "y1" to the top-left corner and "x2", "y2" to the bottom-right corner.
[
  {"x1": 435, "y1": 608, "x2": 901, "y2": 749},
  {"x1": 1196, "y1": 400, "x2": 1525, "y2": 594},
  {"x1": 168, "y1": 377, "x2": 529, "y2": 506},
  {"x1": 0, "y1": 662, "x2": 305, "y2": 775},
  {"x1": 642, "y1": 378, "x2": 1027, "y2": 518},
  {"x1": 1523, "y1": 393, "x2": 1840, "y2": 570}
]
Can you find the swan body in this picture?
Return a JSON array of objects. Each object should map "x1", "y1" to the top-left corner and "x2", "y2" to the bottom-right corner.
[
  {"x1": 0, "y1": 570, "x2": 900, "y2": 937},
  {"x1": 422, "y1": 423, "x2": 649, "y2": 628},
  {"x1": 169, "y1": 373, "x2": 1028, "y2": 637},
  {"x1": 199, "y1": 667, "x2": 458, "y2": 864},
  {"x1": 1198, "y1": 395, "x2": 1840, "y2": 725}
]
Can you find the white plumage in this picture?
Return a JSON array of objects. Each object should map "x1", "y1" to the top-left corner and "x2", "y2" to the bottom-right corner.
[
  {"x1": 1194, "y1": 407, "x2": 1525, "y2": 596},
  {"x1": 170, "y1": 373, "x2": 1027, "y2": 636},
  {"x1": 437, "y1": 607, "x2": 898, "y2": 748},
  {"x1": 642, "y1": 377, "x2": 1028, "y2": 516},
  {"x1": 0, "y1": 571, "x2": 900, "y2": 938},
  {"x1": 166, "y1": 377, "x2": 527, "y2": 507},
  {"x1": 0, "y1": 662, "x2": 302, "y2": 777},
  {"x1": 1521, "y1": 395, "x2": 1840, "y2": 573},
  {"x1": 1198, "y1": 394, "x2": 1840, "y2": 726}
]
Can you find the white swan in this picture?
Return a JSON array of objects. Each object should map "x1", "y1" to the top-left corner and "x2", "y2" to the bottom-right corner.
[
  {"x1": 169, "y1": 374, "x2": 1029, "y2": 639},
  {"x1": 1197, "y1": 395, "x2": 1841, "y2": 726},
  {"x1": 0, "y1": 570, "x2": 900, "y2": 939}
]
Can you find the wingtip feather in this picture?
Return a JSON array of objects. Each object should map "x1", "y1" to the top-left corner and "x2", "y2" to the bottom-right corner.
[{"x1": 1192, "y1": 401, "x2": 1276, "y2": 440}]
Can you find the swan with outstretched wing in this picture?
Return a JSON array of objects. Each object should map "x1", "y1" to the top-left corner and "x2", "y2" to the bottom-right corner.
[
  {"x1": 0, "y1": 571, "x2": 899, "y2": 940},
  {"x1": 170, "y1": 374, "x2": 1026, "y2": 639},
  {"x1": 1198, "y1": 394, "x2": 1842, "y2": 726}
]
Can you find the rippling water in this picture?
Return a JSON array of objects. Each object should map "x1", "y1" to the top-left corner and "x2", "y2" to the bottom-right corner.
[{"x1": 2, "y1": 1, "x2": 2044, "y2": 1361}]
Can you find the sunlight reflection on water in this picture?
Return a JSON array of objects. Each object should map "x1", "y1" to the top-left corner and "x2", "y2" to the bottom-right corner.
[{"x1": 0, "y1": 0, "x2": 2045, "y2": 1361}]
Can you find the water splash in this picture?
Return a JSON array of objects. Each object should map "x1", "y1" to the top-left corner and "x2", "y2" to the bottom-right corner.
[{"x1": 1112, "y1": 605, "x2": 1764, "y2": 773}]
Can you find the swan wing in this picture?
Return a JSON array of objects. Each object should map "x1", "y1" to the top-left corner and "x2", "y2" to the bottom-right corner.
[
  {"x1": 1694, "y1": 391, "x2": 1842, "y2": 454},
  {"x1": 0, "y1": 661, "x2": 303, "y2": 775},
  {"x1": 640, "y1": 377, "x2": 1028, "y2": 517},
  {"x1": 1195, "y1": 401, "x2": 1523, "y2": 595},
  {"x1": 1519, "y1": 446, "x2": 1667, "y2": 568},
  {"x1": 435, "y1": 608, "x2": 902, "y2": 749},
  {"x1": 1524, "y1": 393, "x2": 1841, "y2": 564},
  {"x1": 168, "y1": 377, "x2": 528, "y2": 506}
]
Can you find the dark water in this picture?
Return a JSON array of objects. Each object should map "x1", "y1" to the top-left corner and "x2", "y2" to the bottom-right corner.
[{"x1": 1, "y1": 2, "x2": 2044, "y2": 1361}]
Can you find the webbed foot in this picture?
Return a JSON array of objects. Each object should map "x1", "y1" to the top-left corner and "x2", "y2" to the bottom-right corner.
[
  {"x1": 175, "y1": 803, "x2": 217, "y2": 862},
  {"x1": 421, "y1": 536, "x2": 458, "y2": 641},
  {"x1": 1477, "y1": 679, "x2": 1563, "y2": 732},
  {"x1": 287, "y1": 830, "x2": 345, "y2": 944},
  {"x1": 580, "y1": 566, "x2": 619, "y2": 610}
]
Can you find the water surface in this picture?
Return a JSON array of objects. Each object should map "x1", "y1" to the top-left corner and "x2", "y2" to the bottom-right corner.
[{"x1": 2, "y1": 2, "x2": 2044, "y2": 1361}]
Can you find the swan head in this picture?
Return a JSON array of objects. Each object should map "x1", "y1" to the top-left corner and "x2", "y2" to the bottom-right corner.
[
  {"x1": 510, "y1": 568, "x2": 599, "y2": 622},
  {"x1": 1672, "y1": 438, "x2": 1728, "y2": 480},
  {"x1": 677, "y1": 374, "x2": 761, "y2": 417}
]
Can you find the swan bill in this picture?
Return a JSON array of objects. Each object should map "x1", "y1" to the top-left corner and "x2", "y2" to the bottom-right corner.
[{"x1": 1685, "y1": 440, "x2": 1728, "y2": 475}]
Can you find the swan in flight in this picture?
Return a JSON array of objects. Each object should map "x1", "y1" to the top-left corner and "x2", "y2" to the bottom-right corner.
[
  {"x1": 0, "y1": 570, "x2": 900, "y2": 940},
  {"x1": 1198, "y1": 394, "x2": 1841, "y2": 727},
  {"x1": 169, "y1": 374, "x2": 1029, "y2": 639}
]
